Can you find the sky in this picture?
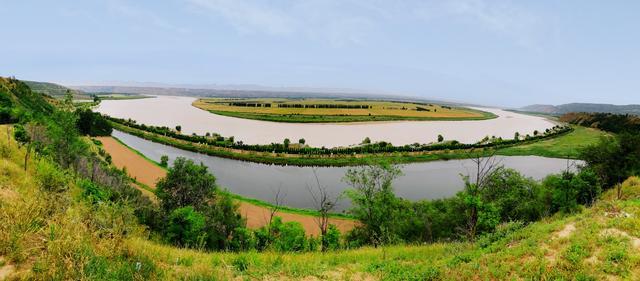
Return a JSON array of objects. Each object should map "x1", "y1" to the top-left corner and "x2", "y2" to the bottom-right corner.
[{"x1": 1, "y1": 0, "x2": 639, "y2": 107}]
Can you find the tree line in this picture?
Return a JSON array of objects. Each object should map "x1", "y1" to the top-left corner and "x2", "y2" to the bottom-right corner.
[{"x1": 107, "y1": 116, "x2": 572, "y2": 156}]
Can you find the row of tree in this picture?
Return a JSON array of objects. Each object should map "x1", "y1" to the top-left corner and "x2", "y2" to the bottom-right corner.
[{"x1": 108, "y1": 116, "x2": 572, "y2": 156}]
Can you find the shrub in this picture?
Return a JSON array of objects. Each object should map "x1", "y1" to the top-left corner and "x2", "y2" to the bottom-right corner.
[
  {"x1": 35, "y1": 160, "x2": 69, "y2": 193},
  {"x1": 165, "y1": 206, "x2": 207, "y2": 249},
  {"x1": 159, "y1": 155, "x2": 168, "y2": 167}
]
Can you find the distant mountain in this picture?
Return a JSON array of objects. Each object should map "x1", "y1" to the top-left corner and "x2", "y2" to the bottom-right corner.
[
  {"x1": 518, "y1": 103, "x2": 640, "y2": 115},
  {"x1": 24, "y1": 80, "x2": 91, "y2": 100},
  {"x1": 70, "y1": 85, "x2": 467, "y2": 106}
]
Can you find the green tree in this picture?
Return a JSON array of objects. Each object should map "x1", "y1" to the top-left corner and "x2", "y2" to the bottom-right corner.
[
  {"x1": 175, "y1": 125, "x2": 182, "y2": 132},
  {"x1": 166, "y1": 206, "x2": 207, "y2": 248},
  {"x1": 160, "y1": 155, "x2": 169, "y2": 167},
  {"x1": 344, "y1": 163, "x2": 403, "y2": 246},
  {"x1": 362, "y1": 137, "x2": 371, "y2": 144},
  {"x1": 298, "y1": 138, "x2": 306, "y2": 145},
  {"x1": 156, "y1": 157, "x2": 217, "y2": 213},
  {"x1": 202, "y1": 191, "x2": 246, "y2": 250},
  {"x1": 581, "y1": 133, "x2": 640, "y2": 187},
  {"x1": 437, "y1": 134, "x2": 444, "y2": 142},
  {"x1": 283, "y1": 138, "x2": 291, "y2": 148},
  {"x1": 46, "y1": 110, "x2": 86, "y2": 168}
]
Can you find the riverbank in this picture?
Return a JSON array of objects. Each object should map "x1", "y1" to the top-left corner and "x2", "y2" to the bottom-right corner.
[
  {"x1": 96, "y1": 136, "x2": 357, "y2": 236},
  {"x1": 110, "y1": 120, "x2": 602, "y2": 167}
]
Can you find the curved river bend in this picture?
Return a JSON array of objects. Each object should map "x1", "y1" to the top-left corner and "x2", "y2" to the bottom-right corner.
[
  {"x1": 97, "y1": 96, "x2": 556, "y2": 148},
  {"x1": 113, "y1": 130, "x2": 579, "y2": 212}
]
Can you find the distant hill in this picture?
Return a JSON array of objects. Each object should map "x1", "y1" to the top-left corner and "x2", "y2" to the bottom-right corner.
[
  {"x1": 24, "y1": 80, "x2": 91, "y2": 100},
  {"x1": 71, "y1": 85, "x2": 469, "y2": 106},
  {"x1": 519, "y1": 103, "x2": 640, "y2": 115}
]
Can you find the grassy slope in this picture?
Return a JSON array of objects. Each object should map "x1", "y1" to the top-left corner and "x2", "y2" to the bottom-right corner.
[
  {"x1": 497, "y1": 126, "x2": 609, "y2": 159},
  {"x1": 127, "y1": 179, "x2": 640, "y2": 280},
  {"x1": 23, "y1": 80, "x2": 91, "y2": 100},
  {"x1": 2, "y1": 124, "x2": 640, "y2": 280},
  {"x1": 193, "y1": 98, "x2": 497, "y2": 123}
]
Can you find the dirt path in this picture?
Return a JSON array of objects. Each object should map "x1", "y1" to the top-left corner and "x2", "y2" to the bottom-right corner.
[{"x1": 96, "y1": 137, "x2": 356, "y2": 236}]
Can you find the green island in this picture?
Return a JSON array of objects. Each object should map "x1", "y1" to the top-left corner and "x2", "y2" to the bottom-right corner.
[
  {"x1": 193, "y1": 97, "x2": 497, "y2": 123},
  {"x1": 108, "y1": 117, "x2": 606, "y2": 166}
]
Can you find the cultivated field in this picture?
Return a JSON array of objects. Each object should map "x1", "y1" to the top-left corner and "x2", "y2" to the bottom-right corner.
[{"x1": 193, "y1": 98, "x2": 495, "y2": 123}]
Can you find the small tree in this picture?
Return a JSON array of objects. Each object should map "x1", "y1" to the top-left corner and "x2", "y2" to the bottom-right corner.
[
  {"x1": 344, "y1": 162, "x2": 403, "y2": 247},
  {"x1": 298, "y1": 138, "x2": 306, "y2": 145},
  {"x1": 175, "y1": 125, "x2": 182, "y2": 132},
  {"x1": 514, "y1": 132, "x2": 520, "y2": 140},
  {"x1": 362, "y1": 137, "x2": 371, "y2": 144},
  {"x1": 160, "y1": 155, "x2": 169, "y2": 167},
  {"x1": 437, "y1": 134, "x2": 444, "y2": 143},
  {"x1": 284, "y1": 138, "x2": 291, "y2": 148},
  {"x1": 461, "y1": 153, "x2": 502, "y2": 241},
  {"x1": 306, "y1": 168, "x2": 340, "y2": 251}
]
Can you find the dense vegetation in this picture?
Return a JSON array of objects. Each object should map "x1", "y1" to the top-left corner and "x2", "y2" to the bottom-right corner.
[{"x1": 561, "y1": 112, "x2": 640, "y2": 133}]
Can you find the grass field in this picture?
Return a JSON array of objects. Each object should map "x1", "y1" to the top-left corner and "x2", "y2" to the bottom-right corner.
[
  {"x1": 497, "y1": 126, "x2": 609, "y2": 159},
  {"x1": 193, "y1": 98, "x2": 496, "y2": 123}
]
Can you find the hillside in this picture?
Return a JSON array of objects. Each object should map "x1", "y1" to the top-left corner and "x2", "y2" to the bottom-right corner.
[
  {"x1": 2, "y1": 128, "x2": 639, "y2": 279},
  {"x1": 519, "y1": 103, "x2": 640, "y2": 115},
  {"x1": 0, "y1": 77, "x2": 54, "y2": 122},
  {"x1": 23, "y1": 80, "x2": 91, "y2": 100}
]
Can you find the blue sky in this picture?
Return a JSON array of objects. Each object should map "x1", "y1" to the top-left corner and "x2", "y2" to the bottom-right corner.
[{"x1": 1, "y1": 0, "x2": 639, "y2": 107}]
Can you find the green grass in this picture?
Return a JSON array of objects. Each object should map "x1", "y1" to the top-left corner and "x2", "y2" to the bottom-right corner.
[{"x1": 497, "y1": 126, "x2": 609, "y2": 159}]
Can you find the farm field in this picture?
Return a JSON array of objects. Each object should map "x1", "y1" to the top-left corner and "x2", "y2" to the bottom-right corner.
[{"x1": 193, "y1": 98, "x2": 496, "y2": 123}]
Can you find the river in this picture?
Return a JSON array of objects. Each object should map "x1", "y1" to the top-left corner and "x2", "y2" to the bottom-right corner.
[
  {"x1": 97, "y1": 96, "x2": 556, "y2": 148},
  {"x1": 113, "y1": 130, "x2": 579, "y2": 212}
]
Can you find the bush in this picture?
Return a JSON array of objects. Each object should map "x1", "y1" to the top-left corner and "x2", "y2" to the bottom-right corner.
[
  {"x1": 159, "y1": 155, "x2": 168, "y2": 167},
  {"x1": 35, "y1": 160, "x2": 69, "y2": 193},
  {"x1": 323, "y1": 224, "x2": 341, "y2": 250},
  {"x1": 165, "y1": 206, "x2": 207, "y2": 248}
]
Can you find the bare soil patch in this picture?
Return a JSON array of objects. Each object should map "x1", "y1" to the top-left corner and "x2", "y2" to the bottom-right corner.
[{"x1": 96, "y1": 137, "x2": 166, "y2": 188}]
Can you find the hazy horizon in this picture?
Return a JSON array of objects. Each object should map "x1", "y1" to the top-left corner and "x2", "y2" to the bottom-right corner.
[{"x1": 2, "y1": 1, "x2": 639, "y2": 107}]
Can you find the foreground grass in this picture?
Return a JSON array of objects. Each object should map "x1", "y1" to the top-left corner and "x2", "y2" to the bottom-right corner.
[
  {"x1": 125, "y1": 180, "x2": 640, "y2": 280},
  {"x1": 112, "y1": 121, "x2": 605, "y2": 167}
]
